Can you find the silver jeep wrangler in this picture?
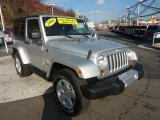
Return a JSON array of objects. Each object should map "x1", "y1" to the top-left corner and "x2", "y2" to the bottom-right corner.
[{"x1": 12, "y1": 15, "x2": 144, "y2": 116}]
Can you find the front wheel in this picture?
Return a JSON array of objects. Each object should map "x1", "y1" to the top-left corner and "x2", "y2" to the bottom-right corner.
[{"x1": 54, "y1": 69, "x2": 90, "y2": 116}]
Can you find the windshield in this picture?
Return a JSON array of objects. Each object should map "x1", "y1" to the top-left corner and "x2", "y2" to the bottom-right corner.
[{"x1": 43, "y1": 17, "x2": 91, "y2": 36}]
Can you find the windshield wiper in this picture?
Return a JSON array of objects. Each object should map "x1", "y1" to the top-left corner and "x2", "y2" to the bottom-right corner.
[
  {"x1": 64, "y1": 34, "x2": 72, "y2": 38},
  {"x1": 80, "y1": 34, "x2": 88, "y2": 38},
  {"x1": 83, "y1": 34, "x2": 90, "y2": 37},
  {"x1": 78, "y1": 28, "x2": 90, "y2": 37}
]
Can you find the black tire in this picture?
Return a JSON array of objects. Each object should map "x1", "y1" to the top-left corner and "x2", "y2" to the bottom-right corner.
[
  {"x1": 53, "y1": 69, "x2": 90, "y2": 116},
  {"x1": 133, "y1": 63, "x2": 144, "y2": 80},
  {"x1": 14, "y1": 53, "x2": 32, "y2": 77}
]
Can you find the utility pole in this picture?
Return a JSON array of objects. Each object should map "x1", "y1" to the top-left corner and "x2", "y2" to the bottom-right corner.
[
  {"x1": 48, "y1": 3, "x2": 55, "y2": 15},
  {"x1": 0, "y1": 5, "x2": 5, "y2": 31},
  {"x1": 51, "y1": 6, "x2": 53, "y2": 15},
  {"x1": 128, "y1": 10, "x2": 131, "y2": 26},
  {"x1": 124, "y1": 16, "x2": 126, "y2": 26},
  {"x1": 137, "y1": 0, "x2": 140, "y2": 26},
  {"x1": 0, "y1": 5, "x2": 8, "y2": 53},
  {"x1": 127, "y1": 6, "x2": 130, "y2": 26},
  {"x1": 126, "y1": 17, "x2": 127, "y2": 26}
]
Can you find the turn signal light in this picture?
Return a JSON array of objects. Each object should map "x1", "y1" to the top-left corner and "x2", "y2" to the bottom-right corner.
[
  {"x1": 100, "y1": 70, "x2": 105, "y2": 76},
  {"x1": 77, "y1": 69, "x2": 82, "y2": 76}
]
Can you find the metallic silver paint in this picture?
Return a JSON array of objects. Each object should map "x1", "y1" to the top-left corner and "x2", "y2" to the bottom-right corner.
[
  {"x1": 13, "y1": 41, "x2": 30, "y2": 64},
  {"x1": 49, "y1": 38, "x2": 128, "y2": 57},
  {"x1": 118, "y1": 69, "x2": 139, "y2": 87},
  {"x1": 46, "y1": 49, "x2": 100, "y2": 79},
  {"x1": 15, "y1": 56, "x2": 21, "y2": 74},
  {"x1": 56, "y1": 79, "x2": 76, "y2": 109},
  {"x1": 12, "y1": 15, "x2": 139, "y2": 83}
]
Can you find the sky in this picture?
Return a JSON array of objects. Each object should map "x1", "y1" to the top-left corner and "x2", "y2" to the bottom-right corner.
[{"x1": 43, "y1": 0, "x2": 160, "y2": 23}]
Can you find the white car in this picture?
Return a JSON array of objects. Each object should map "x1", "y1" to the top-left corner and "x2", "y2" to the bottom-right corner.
[
  {"x1": 3, "y1": 31, "x2": 13, "y2": 43},
  {"x1": 0, "y1": 31, "x2": 4, "y2": 45},
  {"x1": 0, "y1": 30, "x2": 13, "y2": 45}
]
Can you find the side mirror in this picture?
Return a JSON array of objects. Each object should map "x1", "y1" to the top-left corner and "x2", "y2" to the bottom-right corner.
[
  {"x1": 91, "y1": 31, "x2": 97, "y2": 38},
  {"x1": 92, "y1": 33, "x2": 97, "y2": 39},
  {"x1": 29, "y1": 31, "x2": 42, "y2": 45},
  {"x1": 29, "y1": 30, "x2": 41, "y2": 40},
  {"x1": 90, "y1": 28, "x2": 97, "y2": 38}
]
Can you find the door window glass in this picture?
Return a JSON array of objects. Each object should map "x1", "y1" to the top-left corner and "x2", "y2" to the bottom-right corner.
[{"x1": 27, "y1": 19, "x2": 40, "y2": 39}]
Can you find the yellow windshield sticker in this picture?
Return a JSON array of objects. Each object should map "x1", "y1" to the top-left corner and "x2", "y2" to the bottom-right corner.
[
  {"x1": 45, "y1": 18, "x2": 56, "y2": 27},
  {"x1": 57, "y1": 18, "x2": 78, "y2": 25}
]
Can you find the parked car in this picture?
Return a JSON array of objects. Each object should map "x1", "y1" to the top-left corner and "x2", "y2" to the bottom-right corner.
[
  {"x1": 0, "y1": 30, "x2": 13, "y2": 44},
  {"x1": 124, "y1": 26, "x2": 138, "y2": 36},
  {"x1": 152, "y1": 32, "x2": 160, "y2": 49},
  {"x1": 12, "y1": 15, "x2": 144, "y2": 116},
  {"x1": 146, "y1": 25, "x2": 160, "y2": 40},
  {"x1": 0, "y1": 31, "x2": 4, "y2": 45},
  {"x1": 134, "y1": 26, "x2": 147, "y2": 37},
  {"x1": 3, "y1": 30, "x2": 13, "y2": 43},
  {"x1": 112, "y1": 25, "x2": 118, "y2": 31},
  {"x1": 95, "y1": 26, "x2": 101, "y2": 31},
  {"x1": 108, "y1": 26, "x2": 113, "y2": 31},
  {"x1": 118, "y1": 26, "x2": 126, "y2": 33}
]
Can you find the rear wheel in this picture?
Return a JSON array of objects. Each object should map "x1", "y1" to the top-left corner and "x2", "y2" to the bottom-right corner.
[
  {"x1": 54, "y1": 69, "x2": 90, "y2": 116},
  {"x1": 14, "y1": 53, "x2": 32, "y2": 77}
]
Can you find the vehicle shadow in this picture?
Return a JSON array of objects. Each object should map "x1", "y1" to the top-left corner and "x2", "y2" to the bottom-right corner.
[{"x1": 42, "y1": 87, "x2": 72, "y2": 120}]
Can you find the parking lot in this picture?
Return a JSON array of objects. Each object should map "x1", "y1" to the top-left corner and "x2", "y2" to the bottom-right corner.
[{"x1": 0, "y1": 31, "x2": 160, "y2": 120}]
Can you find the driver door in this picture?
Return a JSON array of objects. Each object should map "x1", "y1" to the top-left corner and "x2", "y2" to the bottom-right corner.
[{"x1": 25, "y1": 18, "x2": 44, "y2": 70}]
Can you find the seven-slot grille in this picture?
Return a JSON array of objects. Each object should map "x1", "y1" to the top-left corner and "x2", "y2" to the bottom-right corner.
[{"x1": 107, "y1": 51, "x2": 129, "y2": 73}]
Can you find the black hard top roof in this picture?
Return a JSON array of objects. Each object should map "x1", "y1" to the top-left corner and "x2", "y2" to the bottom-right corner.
[{"x1": 14, "y1": 14, "x2": 79, "y2": 21}]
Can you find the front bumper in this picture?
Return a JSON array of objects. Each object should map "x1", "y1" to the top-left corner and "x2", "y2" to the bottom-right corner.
[{"x1": 81, "y1": 63, "x2": 144, "y2": 99}]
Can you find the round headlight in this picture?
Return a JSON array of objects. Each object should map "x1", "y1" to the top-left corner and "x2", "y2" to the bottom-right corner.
[
  {"x1": 97, "y1": 55, "x2": 107, "y2": 68},
  {"x1": 127, "y1": 50, "x2": 138, "y2": 61}
]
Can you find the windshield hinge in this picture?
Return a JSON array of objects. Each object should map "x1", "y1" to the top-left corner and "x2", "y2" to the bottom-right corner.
[{"x1": 87, "y1": 50, "x2": 92, "y2": 59}]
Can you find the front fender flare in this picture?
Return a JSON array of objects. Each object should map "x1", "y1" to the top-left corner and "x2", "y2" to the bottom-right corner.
[{"x1": 47, "y1": 57, "x2": 100, "y2": 79}]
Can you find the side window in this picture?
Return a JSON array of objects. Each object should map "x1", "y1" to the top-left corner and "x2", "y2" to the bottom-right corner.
[
  {"x1": 27, "y1": 19, "x2": 40, "y2": 39},
  {"x1": 13, "y1": 19, "x2": 25, "y2": 40}
]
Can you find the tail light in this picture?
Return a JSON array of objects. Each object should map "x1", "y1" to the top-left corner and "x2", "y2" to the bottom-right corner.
[{"x1": 8, "y1": 34, "x2": 12, "y2": 38}]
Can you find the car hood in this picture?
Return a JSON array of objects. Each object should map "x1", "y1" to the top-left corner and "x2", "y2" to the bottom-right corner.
[{"x1": 48, "y1": 38, "x2": 128, "y2": 57}]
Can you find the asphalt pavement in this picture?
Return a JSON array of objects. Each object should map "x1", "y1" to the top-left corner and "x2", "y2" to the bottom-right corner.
[
  {"x1": 0, "y1": 31, "x2": 160, "y2": 120},
  {"x1": 0, "y1": 44, "x2": 12, "y2": 57},
  {"x1": 0, "y1": 56, "x2": 53, "y2": 103}
]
